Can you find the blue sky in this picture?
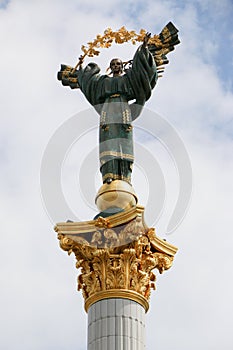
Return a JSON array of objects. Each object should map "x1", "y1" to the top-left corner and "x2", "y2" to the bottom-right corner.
[{"x1": 0, "y1": 1, "x2": 233, "y2": 349}]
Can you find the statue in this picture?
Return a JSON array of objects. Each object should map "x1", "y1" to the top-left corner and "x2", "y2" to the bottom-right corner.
[
  {"x1": 54, "y1": 25, "x2": 180, "y2": 324},
  {"x1": 57, "y1": 23, "x2": 180, "y2": 186}
]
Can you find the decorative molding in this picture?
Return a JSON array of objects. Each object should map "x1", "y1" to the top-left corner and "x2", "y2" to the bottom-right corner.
[
  {"x1": 85, "y1": 289, "x2": 149, "y2": 313},
  {"x1": 55, "y1": 205, "x2": 145, "y2": 235},
  {"x1": 56, "y1": 208, "x2": 177, "y2": 312}
]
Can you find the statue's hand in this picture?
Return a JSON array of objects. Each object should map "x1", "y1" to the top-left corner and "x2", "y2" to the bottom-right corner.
[
  {"x1": 78, "y1": 55, "x2": 84, "y2": 69},
  {"x1": 143, "y1": 32, "x2": 151, "y2": 47},
  {"x1": 57, "y1": 64, "x2": 80, "y2": 89}
]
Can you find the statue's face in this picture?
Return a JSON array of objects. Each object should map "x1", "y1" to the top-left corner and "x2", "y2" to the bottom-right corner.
[{"x1": 110, "y1": 58, "x2": 123, "y2": 75}]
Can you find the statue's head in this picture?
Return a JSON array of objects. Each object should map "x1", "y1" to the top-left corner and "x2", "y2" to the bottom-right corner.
[{"x1": 110, "y1": 58, "x2": 123, "y2": 76}]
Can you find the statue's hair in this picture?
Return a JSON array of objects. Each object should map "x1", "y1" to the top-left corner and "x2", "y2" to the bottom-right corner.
[
  {"x1": 110, "y1": 58, "x2": 123, "y2": 66},
  {"x1": 106, "y1": 59, "x2": 133, "y2": 75}
]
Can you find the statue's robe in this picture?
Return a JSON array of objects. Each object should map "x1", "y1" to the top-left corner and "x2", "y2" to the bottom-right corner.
[{"x1": 76, "y1": 45, "x2": 158, "y2": 183}]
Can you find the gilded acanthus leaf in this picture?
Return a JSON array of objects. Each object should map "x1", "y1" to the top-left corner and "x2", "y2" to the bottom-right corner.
[{"x1": 57, "y1": 225, "x2": 175, "y2": 303}]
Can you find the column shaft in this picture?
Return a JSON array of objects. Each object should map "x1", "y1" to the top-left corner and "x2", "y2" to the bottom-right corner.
[{"x1": 88, "y1": 298, "x2": 146, "y2": 350}]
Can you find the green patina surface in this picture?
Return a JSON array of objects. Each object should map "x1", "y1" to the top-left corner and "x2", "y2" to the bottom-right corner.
[
  {"x1": 58, "y1": 45, "x2": 158, "y2": 183},
  {"x1": 58, "y1": 22, "x2": 180, "y2": 184}
]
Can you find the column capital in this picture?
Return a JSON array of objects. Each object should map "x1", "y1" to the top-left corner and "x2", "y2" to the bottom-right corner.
[{"x1": 55, "y1": 206, "x2": 177, "y2": 312}]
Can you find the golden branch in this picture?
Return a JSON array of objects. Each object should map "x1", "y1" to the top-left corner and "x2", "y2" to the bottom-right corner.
[{"x1": 71, "y1": 26, "x2": 161, "y2": 73}]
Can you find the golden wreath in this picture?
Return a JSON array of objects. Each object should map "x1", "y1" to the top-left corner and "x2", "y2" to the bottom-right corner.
[{"x1": 72, "y1": 26, "x2": 161, "y2": 72}]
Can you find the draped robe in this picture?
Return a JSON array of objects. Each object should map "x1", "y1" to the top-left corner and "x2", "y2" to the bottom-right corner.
[{"x1": 76, "y1": 45, "x2": 158, "y2": 183}]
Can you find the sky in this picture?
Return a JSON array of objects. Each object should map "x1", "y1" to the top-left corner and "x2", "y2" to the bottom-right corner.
[{"x1": 0, "y1": 0, "x2": 233, "y2": 349}]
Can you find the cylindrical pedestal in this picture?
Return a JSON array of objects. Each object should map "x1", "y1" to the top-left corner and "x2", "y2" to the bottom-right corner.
[{"x1": 88, "y1": 298, "x2": 146, "y2": 350}]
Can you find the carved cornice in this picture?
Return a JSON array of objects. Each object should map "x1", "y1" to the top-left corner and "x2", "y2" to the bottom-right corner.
[
  {"x1": 55, "y1": 205, "x2": 145, "y2": 235},
  {"x1": 56, "y1": 208, "x2": 177, "y2": 312}
]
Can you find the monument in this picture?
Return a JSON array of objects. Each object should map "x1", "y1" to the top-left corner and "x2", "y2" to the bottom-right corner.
[{"x1": 55, "y1": 22, "x2": 180, "y2": 349}]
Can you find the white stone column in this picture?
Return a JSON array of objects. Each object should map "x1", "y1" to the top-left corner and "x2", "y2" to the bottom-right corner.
[{"x1": 88, "y1": 298, "x2": 146, "y2": 350}]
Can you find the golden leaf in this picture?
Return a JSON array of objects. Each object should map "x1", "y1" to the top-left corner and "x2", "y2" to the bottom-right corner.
[
  {"x1": 78, "y1": 27, "x2": 158, "y2": 64},
  {"x1": 104, "y1": 27, "x2": 112, "y2": 35}
]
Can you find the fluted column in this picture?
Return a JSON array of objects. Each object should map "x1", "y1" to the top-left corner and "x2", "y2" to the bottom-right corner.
[
  {"x1": 55, "y1": 205, "x2": 177, "y2": 350},
  {"x1": 88, "y1": 298, "x2": 145, "y2": 350}
]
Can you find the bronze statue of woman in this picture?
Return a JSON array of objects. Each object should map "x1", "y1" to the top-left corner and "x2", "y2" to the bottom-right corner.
[
  {"x1": 58, "y1": 33, "x2": 157, "y2": 185},
  {"x1": 58, "y1": 23, "x2": 180, "y2": 186}
]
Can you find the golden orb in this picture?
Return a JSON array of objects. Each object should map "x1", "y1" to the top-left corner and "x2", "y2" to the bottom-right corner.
[{"x1": 95, "y1": 180, "x2": 138, "y2": 211}]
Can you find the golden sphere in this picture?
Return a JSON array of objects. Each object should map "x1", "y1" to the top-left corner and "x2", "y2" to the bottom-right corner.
[{"x1": 95, "y1": 180, "x2": 138, "y2": 211}]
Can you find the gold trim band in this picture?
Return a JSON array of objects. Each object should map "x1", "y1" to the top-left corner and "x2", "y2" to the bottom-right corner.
[
  {"x1": 102, "y1": 172, "x2": 131, "y2": 183},
  {"x1": 110, "y1": 94, "x2": 121, "y2": 98},
  {"x1": 100, "y1": 150, "x2": 134, "y2": 160},
  {"x1": 84, "y1": 289, "x2": 149, "y2": 313}
]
